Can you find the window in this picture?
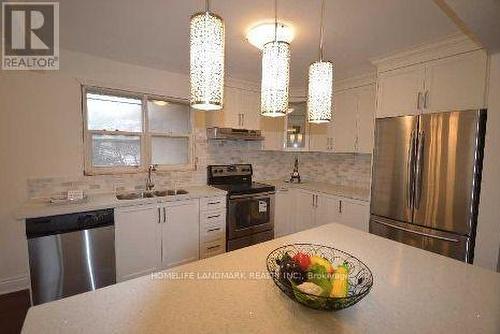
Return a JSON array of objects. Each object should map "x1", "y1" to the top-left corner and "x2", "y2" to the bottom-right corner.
[{"x1": 83, "y1": 87, "x2": 193, "y2": 174}]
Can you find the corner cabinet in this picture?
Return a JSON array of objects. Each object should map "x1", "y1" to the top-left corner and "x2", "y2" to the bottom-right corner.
[
  {"x1": 376, "y1": 49, "x2": 488, "y2": 118},
  {"x1": 115, "y1": 199, "x2": 200, "y2": 282}
]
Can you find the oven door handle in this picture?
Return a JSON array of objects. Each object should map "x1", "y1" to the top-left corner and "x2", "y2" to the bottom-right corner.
[{"x1": 229, "y1": 192, "x2": 276, "y2": 200}]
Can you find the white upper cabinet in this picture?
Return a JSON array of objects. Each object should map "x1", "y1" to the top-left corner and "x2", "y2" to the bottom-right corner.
[
  {"x1": 162, "y1": 200, "x2": 200, "y2": 269},
  {"x1": 332, "y1": 89, "x2": 358, "y2": 152},
  {"x1": 357, "y1": 85, "x2": 376, "y2": 153},
  {"x1": 376, "y1": 64, "x2": 426, "y2": 118},
  {"x1": 375, "y1": 40, "x2": 488, "y2": 118},
  {"x1": 205, "y1": 86, "x2": 260, "y2": 130},
  {"x1": 424, "y1": 50, "x2": 488, "y2": 113},
  {"x1": 261, "y1": 115, "x2": 285, "y2": 151}
]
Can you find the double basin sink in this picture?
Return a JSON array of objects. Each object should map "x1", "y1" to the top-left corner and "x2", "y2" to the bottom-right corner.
[{"x1": 116, "y1": 189, "x2": 188, "y2": 200}]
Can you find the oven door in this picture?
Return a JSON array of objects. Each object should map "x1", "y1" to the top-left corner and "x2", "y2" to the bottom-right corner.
[{"x1": 227, "y1": 192, "x2": 275, "y2": 240}]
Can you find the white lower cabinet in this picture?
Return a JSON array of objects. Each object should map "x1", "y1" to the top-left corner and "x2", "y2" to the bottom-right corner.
[
  {"x1": 161, "y1": 200, "x2": 200, "y2": 268},
  {"x1": 338, "y1": 199, "x2": 370, "y2": 232},
  {"x1": 115, "y1": 199, "x2": 200, "y2": 282},
  {"x1": 277, "y1": 189, "x2": 370, "y2": 235},
  {"x1": 115, "y1": 204, "x2": 161, "y2": 282},
  {"x1": 274, "y1": 188, "x2": 295, "y2": 237}
]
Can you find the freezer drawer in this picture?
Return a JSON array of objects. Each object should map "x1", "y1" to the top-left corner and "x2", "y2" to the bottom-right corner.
[{"x1": 370, "y1": 216, "x2": 472, "y2": 263}]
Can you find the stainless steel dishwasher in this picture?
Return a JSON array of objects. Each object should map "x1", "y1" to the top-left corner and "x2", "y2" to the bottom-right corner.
[{"x1": 26, "y1": 209, "x2": 116, "y2": 305}]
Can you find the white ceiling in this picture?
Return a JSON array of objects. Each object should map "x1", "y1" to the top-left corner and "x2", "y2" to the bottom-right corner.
[{"x1": 59, "y1": 0, "x2": 459, "y2": 87}]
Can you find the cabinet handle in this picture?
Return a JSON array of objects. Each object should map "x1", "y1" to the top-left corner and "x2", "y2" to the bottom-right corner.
[
  {"x1": 315, "y1": 195, "x2": 319, "y2": 208},
  {"x1": 312, "y1": 194, "x2": 315, "y2": 208},
  {"x1": 207, "y1": 245, "x2": 221, "y2": 250},
  {"x1": 163, "y1": 207, "x2": 166, "y2": 223},
  {"x1": 158, "y1": 208, "x2": 161, "y2": 224},
  {"x1": 242, "y1": 114, "x2": 245, "y2": 127},
  {"x1": 207, "y1": 227, "x2": 221, "y2": 232},
  {"x1": 208, "y1": 201, "x2": 221, "y2": 205},
  {"x1": 417, "y1": 92, "x2": 422, "y2": 110},
  {"x1": 424, "y1": 90, "x2": 429, "y2": 109},
  {"x1": 339, "y1": 200, "x2": 343, "y2": 213},
  {"x1": 207, "y1": 214, "x2": 221, "y2": 219}
]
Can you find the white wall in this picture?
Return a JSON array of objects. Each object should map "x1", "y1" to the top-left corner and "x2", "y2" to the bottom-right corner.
[
  {"x1": 475, "y1": 52, "x2": 500, "y2": 272},
  {"x1": 0, "y1": 50, "x2": 257, "y2": 293}
]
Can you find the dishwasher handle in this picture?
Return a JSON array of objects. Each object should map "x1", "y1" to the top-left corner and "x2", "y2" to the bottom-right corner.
[{"x1": 26, "y1": 208, "x2": 114, "y2": 239}]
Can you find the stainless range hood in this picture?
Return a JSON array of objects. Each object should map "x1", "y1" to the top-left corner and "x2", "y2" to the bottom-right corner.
[{"x1": 206, "y1": 127, "x2": 264, "y2": 141}]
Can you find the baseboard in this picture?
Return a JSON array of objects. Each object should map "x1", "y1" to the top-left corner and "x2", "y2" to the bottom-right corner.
[{"x1": 0, "y1": 275, "x2": 29, "y2": 295}]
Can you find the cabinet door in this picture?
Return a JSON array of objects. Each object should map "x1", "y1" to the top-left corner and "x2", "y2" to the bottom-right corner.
[
  {"x1": 295, "y1": 190, "x2": 316, "y2": 231},
  {"x1": 241, "y1": 89, "x2": 261, "y2": 130},
  {"x1": 115, "y1": 205, "x2": 161, "y2": 282},
  {"x1": 376, "y1": 64, "x2": 425, "y2": 118},
  {"x1": 424, "y1": 50, "x2": 487, "y2": 113},
  {"x1": 357, "y1": 85, "x2": 376, "y2": 153},
  {"x1": 315, "y1": 194, "x2": 341, "y2": 226},
  {"x1": 339, "y1": 200, "x2": 370, "y2": 232},
  {"x1": 309, "y1": 124, "x2": 329, "y2": 152},
  {"x1": 261, "y1": 116, "x2": 285, "y2": 150},
  {"x1": 275, "y1": 189, "x2": 292, "y2": 237},
  {"x1": 222, "y1": 86, "x2": 241, "y2": 129},
  {"x1": 162, "y1": 200, "x2": 200, "y2": 268},
  {"x1": 332, "y1": 89, "x2": 357, "y2": 152}
]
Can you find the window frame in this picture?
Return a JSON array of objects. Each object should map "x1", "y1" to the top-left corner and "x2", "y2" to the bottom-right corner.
[{"x1": 82, "y1": 86, "x2": 195, "y2": 175}]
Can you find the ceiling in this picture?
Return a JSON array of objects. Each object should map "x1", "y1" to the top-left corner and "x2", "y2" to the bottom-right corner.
[{"x1": 58, "y1": 0, "x2": 459, "y2": 87}]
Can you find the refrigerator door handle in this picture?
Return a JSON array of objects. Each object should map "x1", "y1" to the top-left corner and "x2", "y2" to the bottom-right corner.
[
  {"x1": 372, "y1": 218, "x2": 460, "y2": 243},
  {"x1": 406, "y1": 129, "x2": 416, "y2": 209},
  {"x1": 414, "y1": 131, "x2": 425, "y2": 209}
]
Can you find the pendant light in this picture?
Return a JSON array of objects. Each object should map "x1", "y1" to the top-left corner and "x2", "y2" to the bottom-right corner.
[
  {"x1": 260, "y1": 0, "x2": 290, "y2": 117},
  {"x1": 190, "y1": 0, "x2": 225, "y2": 111},
  {"x1": 307, "y1": 0, "x2": 333, "y2": 123}
]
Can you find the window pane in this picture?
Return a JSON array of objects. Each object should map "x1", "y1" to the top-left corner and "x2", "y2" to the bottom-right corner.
[
  {"x1": 151, "y1": 136, "x2": 189, "y2": 165},
  {"x1": 148, "y1": 99, "x2": 190, "y2": 134},
  {"x1": 87, "y1": 93, "x2": 142, "y2": 132},
  {"x1": 92, "y1": 134, "x2": 141, "y2": 167}
]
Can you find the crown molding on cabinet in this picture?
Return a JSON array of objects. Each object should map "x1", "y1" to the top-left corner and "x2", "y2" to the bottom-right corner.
[
  {"x1": 371, "y1": 33, "x2": 483, "y2": 73},
  {"x1": 335, "y1": 73, "x2": 376, "y2": 92}
]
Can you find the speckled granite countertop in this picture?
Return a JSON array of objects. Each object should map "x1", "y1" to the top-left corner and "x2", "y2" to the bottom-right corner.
[
  {"x1": 259, "y1": 179, "x2": 370, "y2": 202},
  {"x1": 15, "y1": 185, "x2": 227, "y2": 219},
  {"x1": 22, "y1": 223, "x2": 500, "y2": 334}
]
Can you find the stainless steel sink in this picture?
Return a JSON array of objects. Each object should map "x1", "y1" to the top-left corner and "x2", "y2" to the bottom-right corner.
[
  {"x1": 116, "y1": 192, "x2": 154, "y2": 200},
  {"x1": 116, "y1": 189, "x2": 189, "y2": 200}
]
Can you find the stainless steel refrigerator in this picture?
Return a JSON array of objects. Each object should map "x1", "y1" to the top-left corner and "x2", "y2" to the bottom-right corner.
[{"x1": 370, "y1": 110, "x2": 487, "y2": 263}]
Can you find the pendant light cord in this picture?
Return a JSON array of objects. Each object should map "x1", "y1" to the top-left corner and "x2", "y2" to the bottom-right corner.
[
  {"x1": 319, "y1": 0, "x2": 325, "y2": 61},
  {"x1": 274, "y1": 0, "x2": 278, "y2": 42}
]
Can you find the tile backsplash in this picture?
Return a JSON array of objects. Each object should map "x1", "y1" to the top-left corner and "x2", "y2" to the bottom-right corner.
[{"x1": 27, "y1": 129, "x2": 372, "y2": 199}]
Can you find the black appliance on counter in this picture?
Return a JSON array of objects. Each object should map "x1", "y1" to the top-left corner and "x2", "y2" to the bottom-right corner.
[{"x1": 207, "y1": 164, "x2": 275, "y2": 251}]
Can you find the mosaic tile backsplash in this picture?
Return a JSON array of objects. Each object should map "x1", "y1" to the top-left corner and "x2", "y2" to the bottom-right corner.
[{"x1": 27, "y1": 129, "x2": 372, "y2": 199}]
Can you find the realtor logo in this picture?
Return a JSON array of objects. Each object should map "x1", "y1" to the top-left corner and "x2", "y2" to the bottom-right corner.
[{"x1": 2, "y1": 2, "x2": 59, "y2": 70}]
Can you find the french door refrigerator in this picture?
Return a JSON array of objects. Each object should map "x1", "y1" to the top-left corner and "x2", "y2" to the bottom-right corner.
[{"x1": 370, "y1": 110, "x2": 487, "y2": 263}]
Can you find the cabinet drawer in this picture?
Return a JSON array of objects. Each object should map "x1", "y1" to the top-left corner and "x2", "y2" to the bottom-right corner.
[
  {"x1": 200, "y1": 239, "x2": 225, "y2": 259},
  {"x1": 200, "y1": 196, "x2": 226, "y2": 212},
  {"x1": 200, "y1": 223, "x2": 225, "y2": 243},
  {"x1": 200, "y1": 210, "x2": 225, "y2": 225}
]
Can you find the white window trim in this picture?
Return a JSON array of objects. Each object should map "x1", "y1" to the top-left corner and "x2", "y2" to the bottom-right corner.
[{"x1": 82, "y1": 86, "x2": 195, "y2": 175}]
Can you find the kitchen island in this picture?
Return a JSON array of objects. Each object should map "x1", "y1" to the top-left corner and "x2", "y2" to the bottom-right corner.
[{"x1": 22, "y1": 224, "x2": 500, "y2": 333}]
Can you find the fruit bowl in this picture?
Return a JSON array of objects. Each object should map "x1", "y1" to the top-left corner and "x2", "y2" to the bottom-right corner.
[{"x1": 266, "y1": 243, "x2": 373, "y2": 311}]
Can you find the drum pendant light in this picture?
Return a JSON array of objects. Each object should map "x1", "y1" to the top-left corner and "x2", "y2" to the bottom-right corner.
[
  {"x1": 260, "y1": 0, "x2": 290, "y2": 117},
  {"x1": 190, "y1": 0, "x2": 225, "y2": 111},
  {"x1": 307, "y1": 0, "x2": 333, "y2": 123}
]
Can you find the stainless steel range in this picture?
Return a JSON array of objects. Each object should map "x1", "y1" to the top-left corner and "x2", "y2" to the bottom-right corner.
[{"x1": 207, "y1": 164, "x2": 275, "y2": 251}]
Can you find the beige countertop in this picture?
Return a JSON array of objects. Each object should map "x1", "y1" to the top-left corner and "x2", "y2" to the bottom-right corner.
[
  {"x1": 260, "y1": 179, "x2": 370, "y2": 202},
  {"x1": 22, "y1": 223, "x2": 500, "y2": 334},
  {"x1": 15, "y1": 185, "x2": 227, "y2": 219}
]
